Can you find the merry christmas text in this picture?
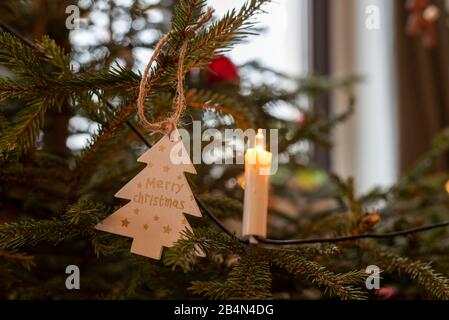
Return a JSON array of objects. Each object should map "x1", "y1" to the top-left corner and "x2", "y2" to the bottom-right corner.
[
  {"x1": 133, "y1": 192, "x2": 186, "y2": 209},
  {"x1": 142, "y1": 177, "x2": 184, "y2": 194}
]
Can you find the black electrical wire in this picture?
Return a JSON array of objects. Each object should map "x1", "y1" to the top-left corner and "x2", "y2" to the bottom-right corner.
[
  {"x1": 255, "y1": 221, "x2": 449, "y2": 245},
  {"x1": 0, "y1": 21, "x2": 35, "y2": 48},
  {"x1": 2, "y1": 21, "x2": 449, "y2": 246}
]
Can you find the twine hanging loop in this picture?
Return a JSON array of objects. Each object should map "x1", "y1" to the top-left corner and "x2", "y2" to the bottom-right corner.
[{"x1": 137, "y1": 8, "x2": 214, "y2": 134}]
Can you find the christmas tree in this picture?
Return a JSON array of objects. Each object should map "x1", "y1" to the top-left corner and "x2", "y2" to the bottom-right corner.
[{"x1": 0, "y1": 0, "x2": 449, "y2": 301}]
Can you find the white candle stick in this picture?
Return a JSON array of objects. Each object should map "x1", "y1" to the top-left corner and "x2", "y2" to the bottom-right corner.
[{"x1": 242, "y1": 129, "x2": 272, "y2": 239}]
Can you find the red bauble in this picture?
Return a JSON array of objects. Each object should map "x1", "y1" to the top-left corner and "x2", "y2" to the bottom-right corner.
[
  {"x1": 207, "y1": 56, "x2": 240, "y2": 84},
  {"x1": 376, "y1": 287, "x2": 398, "y2": 300}
]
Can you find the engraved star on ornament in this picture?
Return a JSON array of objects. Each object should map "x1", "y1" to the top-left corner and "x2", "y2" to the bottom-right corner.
[
  {"x1": 121, "y1": 218, "x2": 130, "y2": 227},
  {"x1": 163, "y1": 225, "x2": 172, "y2": 234}
]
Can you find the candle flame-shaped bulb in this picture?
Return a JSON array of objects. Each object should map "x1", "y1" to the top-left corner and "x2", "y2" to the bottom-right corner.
[
  {"x1": 255, "y1": 129, "x2": 265, "y2": 150},
  {"x1": 242, "y1": 128, "x2": 272, "y2": 238}
]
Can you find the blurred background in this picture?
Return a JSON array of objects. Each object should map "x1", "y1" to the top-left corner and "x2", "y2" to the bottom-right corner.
[{"x1": 2, "y1": 0, "x2": 448, "y2": 194}]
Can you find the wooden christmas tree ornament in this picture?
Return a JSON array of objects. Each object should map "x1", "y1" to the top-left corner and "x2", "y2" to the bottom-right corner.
[{"x1": 95, "y1": 129, "x2": 202, "y2": 259}]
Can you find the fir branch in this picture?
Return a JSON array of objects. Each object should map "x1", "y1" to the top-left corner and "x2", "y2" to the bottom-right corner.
[
  {"x1": 0, "y1": 112, "x2": 8, "y2": 132},
  {"x1": 35, "y1": 35, "x2": 71, "y2": 74},
  {"x1": 0, "y1": 28, "x2": 45, "y2": 81},
  {"x1": 270, "y1": 251, "x2": 367, "y2": 300},
  {"x1": 0, "y1": 1, "x2": 271, "y2": 102},
  {"x1": 171, "y1": 0, "x2": 208, "y2": 39},
  {"x1": 91, "y1": 232, "x2": 133, "y2": 257},
  {"x1": 0, "y1": 65, "x2": 139, "y2": 100},
  {"x1": 400, "y1": 127, "x2": 449, "y2": 183},
  {"x1": 0, "y1": 78, "x2": 33, "y2": 102},
  {"x1": 73, "y1": 101, "x2": 136, "y2": 190},
  {"x1": 65, "y1": 200, "x2": 109, "y2": 225},
  {"x1": 373, "y1": 250, "x2": 449, "y2": 299},
  {"x1": 59, "y1": 64, "x2": 141, "y2": 93},
  {"x1": 79, "y1": 157, "x2": 139, "y2": 195},
  {"x1": 0, "y1": 218, "x2": 80, "y2": 249},
  {"x1": 164, "y1": 237, "x2": 200, "y2": 273},
  {"x1": 0, "y1": 165, "x2": 70, "y2": 196},
  {"x1": 189, "y1": 254, "x2": 272, "y2": 299},
  {"x1": 0, "y1": 99, "x2": 46, "y2": 156},
  {"x1": 186, "y1": 88, "x2": 253, "y2": 129},
  {"x1": 270, "y1": 245, "x2": 341, "y2": 259},
  {"x1": 0, "y1": 249, "x2": 35, "y2": 270},
  {"x1": 188, "y1": 0, "x2": 270, "y2": 62},
  {"x1": 143, "y1": 0, "x2": 270, "y2": 89},
  {"x1": 164, "y1": 227, "x2": 244, "y2": 272},
  {"x1": 176, "y1": 227, "x2": 244, "y2": 255},
  {"x1": 0, "y1": 200, "x2": 106, "y2": 249},
  {"x1": 0, "y1": 151, "x2": 69, "y2": 181}
]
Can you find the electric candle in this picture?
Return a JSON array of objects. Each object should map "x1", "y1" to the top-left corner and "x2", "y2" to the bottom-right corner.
[{"x1": 242, "y1": 129, "x2": 272, "y2": 239}]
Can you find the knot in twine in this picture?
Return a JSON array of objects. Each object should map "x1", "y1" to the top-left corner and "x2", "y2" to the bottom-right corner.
[{"x1": 137, "y1": 8, "x2": 214, "y2": 134}]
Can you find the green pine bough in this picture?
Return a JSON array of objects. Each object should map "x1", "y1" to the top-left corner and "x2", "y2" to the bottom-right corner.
[{"x1": 0, "y1": 0, "x2": 449, "y2": 300}]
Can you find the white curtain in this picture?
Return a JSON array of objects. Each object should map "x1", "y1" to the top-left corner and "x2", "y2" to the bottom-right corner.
[{"x1": 331, "y1": 0, "x2": 398, "y2": 194}]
